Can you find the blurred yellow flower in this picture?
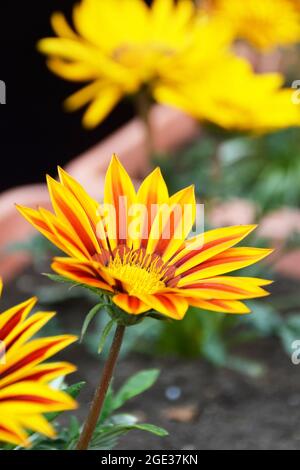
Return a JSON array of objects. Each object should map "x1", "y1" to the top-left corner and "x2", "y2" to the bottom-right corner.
[
  {"x1": 17, "y1": 155, "x2": 272, "y2": 320},
  {"x1": 38, "y1": 0, "x2": 232, "y2": 128},
  {"x1": 155, "y1": 56, "x2": 300, "y2": 132},
  {"x1": 0, "y1": 279, "x2": 77, "y2": 447},
  {"x1": 208, "y1": 0, "x2": 300, "y2": 50}
]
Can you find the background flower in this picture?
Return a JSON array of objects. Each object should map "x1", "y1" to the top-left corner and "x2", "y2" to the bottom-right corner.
[{"x1": 0, "y1": 279, "x2": 77, "y2": 447}]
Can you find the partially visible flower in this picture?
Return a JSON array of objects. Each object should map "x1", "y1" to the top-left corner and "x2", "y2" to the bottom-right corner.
[
  {"x1": 37, "y1": 0, "x2": 232, "y2": 128},
  {"x1": 206, "y1": 0, "x2": 300, "y2": 51},
  {"x1": 17, "y1": 155, "x2": 272, "y2": 320},
  {"x1": 155, "y1": 56, "x2": 300, "y2": 132},
  {"x1": 0, "y1": 279, "x2": 77, "y2": 447}
]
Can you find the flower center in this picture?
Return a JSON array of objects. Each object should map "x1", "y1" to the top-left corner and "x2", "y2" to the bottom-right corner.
[{"x1": 107, "y1": 248, "x2": 167, "y2": 296}]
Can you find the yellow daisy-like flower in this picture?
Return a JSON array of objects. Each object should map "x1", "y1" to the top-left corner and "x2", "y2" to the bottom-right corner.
[
  {"x1": 155, "y1": 55, "x2": 300, "y2": 133},
  {"x1": 208, "y1": 0, "x2": 300, "y2": 50},
  {"x1": 0, "y1": 279, "x2": 77, "y2": 447},
  {"x1": 17, "y1": 155, "x2": 272, "y2": 320},
  {"x1": 37, "y1": 0, "x2": 232, "y2": 128}
]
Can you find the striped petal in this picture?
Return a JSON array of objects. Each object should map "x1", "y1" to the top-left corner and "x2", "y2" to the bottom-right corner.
[
  {"x1": 113, "y1": 294, "x2": 150, "y2": 315},
  {"x1": 178, "y1": 247, "x2": 273, "y2": 286},
  {"x1": 171, "y1": 225, "x2": 258, "y2": 276},
  {"x1": 139, "y1": 293, "x2": 189, "y2": 320},
  {"x1": 57, "y1": 166, "x2": 109, "y2": 251},
  {"x1": 15, "y1": 362, "x2": 77, "y2": 384},
  {"x1": 133, "y1": 167, "x2": 169, "y2": 250},
  {"x1": 0, "y1": 381, "x2": 77, "y2": 415},
  {"x1": 0, "y1": 297, "x2": 37, "y2": 341},
  {"x1": 187, "y1": 298, "x2": 251, "y2": 314},
  {"x1": 177, "y1": 276, "x2": 272, "y2": 300},
  {"x1": 0, "y1": 335, "x2": 77, "y2": 389},
  {"x1": 0, "y1": 419, "x2": 28, "y2": 447},
  {"x1": 146, "y1": 185, "x2": 196, "y2": 262},
  {"x1": 104, "y1": 154, "x2": 136, "y2": 250},
  {"x1": 46, "y1": 175, "x2": 101, "y2": 255},
  {"x1": 51, "y1": 257, "x2": 114, "y2": 291}
]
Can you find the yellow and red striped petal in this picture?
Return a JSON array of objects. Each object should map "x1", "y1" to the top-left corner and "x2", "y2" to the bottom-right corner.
[
  {"x1": 177, "y1": 276, "x2": 272, "y2": 300},
  {"x1": 3, "y1": 312, "x2": 56, "y2": 353},
  {"x1": 0, "y1": 418, "x2": 29, "y2": 447},
  {"x1": 178, "y1": 247, "x2": 273, "y2": 286},
  {"x1": 0, "y1": 297, "x2": 37, "y2": 341},
  {"x1": 51, "y1": 257, "x2": 114, "y2": 291},
  {"x1": 0, "y1": 335, "x2": 77, "y2": 389},
  {"x1": 146, "y1": 185, "x2": 196, "y2": 262},
  {"x1": 104, "y1": 154, "x2": 136, "y2": 250},
  {"x1": 112, "y1": 294, "x2": 150, "y2": 315},
  {"x1": 187, "y1": 297, "x2": 251, "y2": 314},
  {"x1": 171, "y1": 225, "x2": 257, "y2": 276},
  {"x1": 57, "y1": 166, "x2": 109, "y2": 251},
  {"x1": 0, "y1": 381, "x2": 77, "y2": 415},
  {"x1": 139, "y1": 293, "x2": 189, "y2": 320},
  {"x1": 14, "y1": 362, "x2": 77, "y2": 384},
  {"x1": 133, "y1": 167, "x2": 169, "y2": 250},
  {"x1": 46, "y1": 175, "x2": 101, "y2": 255}
]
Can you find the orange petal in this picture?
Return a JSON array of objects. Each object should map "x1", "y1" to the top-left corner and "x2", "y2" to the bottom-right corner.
[
  {"x1": 112, "y1": 294, "x2": 150, "y2": 315},
  {"x1": 139, "y1": 293, "x2": 189, "y2": 320},
  {"x1": 51, "y1": 257, "x2": 114, "y2": 291}
]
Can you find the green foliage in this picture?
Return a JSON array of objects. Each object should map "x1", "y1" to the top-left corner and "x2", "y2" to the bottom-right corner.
[{"x1": 157, "y1": 127, "x2": 300, "y2": 212}]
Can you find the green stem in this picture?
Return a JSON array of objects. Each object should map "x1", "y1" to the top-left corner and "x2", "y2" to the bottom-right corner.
[
  {"x1": 135, "y1": 89, "x2": 154, "y2": 158},
  {"x1": 76, "y1": 324, "x2": 125, "y2": 450}
]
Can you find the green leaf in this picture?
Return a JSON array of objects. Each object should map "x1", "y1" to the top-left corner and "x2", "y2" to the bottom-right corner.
[
  {"x1": 112, "y1": 369, "x2": 160, "y2": 411},
  {"x1": 133, "y1": 423, "x2": 168, "y2": 436},
  {"x1": 81, "y1": 303, "x2": 105, "y2": 342},
  {"x1": 98, "y1": 319, "x2": 115, "y2": 353},
  {"x1": 90, "y1": 422, "x2": 168, "y2": 450}
]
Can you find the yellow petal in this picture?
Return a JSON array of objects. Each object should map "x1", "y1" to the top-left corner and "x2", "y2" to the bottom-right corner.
[{"x1": 82, "y1": 86, "x2": 122, "y2": 128}]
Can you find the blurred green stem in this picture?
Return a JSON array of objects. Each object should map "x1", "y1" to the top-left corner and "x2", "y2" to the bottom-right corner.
[
  {"x1": 135, "y1": 89, "x2": 154, "y2": 158},
  {"x1": 76, "y1": 324, "x2": 125, "y2": 450}
]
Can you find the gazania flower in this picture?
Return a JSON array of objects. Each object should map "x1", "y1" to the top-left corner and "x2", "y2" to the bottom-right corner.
[
  {"x1": 17, "y1": 155, "x2": 272, "y2": 320},
  {"x1": 155, "y1": 56, "x2": 300, "y2": 132},
  {"x1": 37, "y1": 0, "x2": 232, "y2": 128},
  {"x1": 207, "y1": 0, "x2": 300, "y2": 51},
  {"x1": 0, "y1": 279, "x2": 77, "y2": 447}
]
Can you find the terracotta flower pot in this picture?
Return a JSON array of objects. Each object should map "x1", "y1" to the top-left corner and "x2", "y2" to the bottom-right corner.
[{"x1": 0, "y1": 105, "x2": 199, "y2": 281}]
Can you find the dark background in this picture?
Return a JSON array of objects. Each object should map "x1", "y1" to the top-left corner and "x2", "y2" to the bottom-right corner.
[{"x1": 0, "y1": 1, "x2": 134, "y2": 192}]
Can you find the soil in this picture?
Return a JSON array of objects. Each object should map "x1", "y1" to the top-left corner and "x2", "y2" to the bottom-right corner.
[{"x1": 2, "y1": 269, "x2": 300, "y2": 450}]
